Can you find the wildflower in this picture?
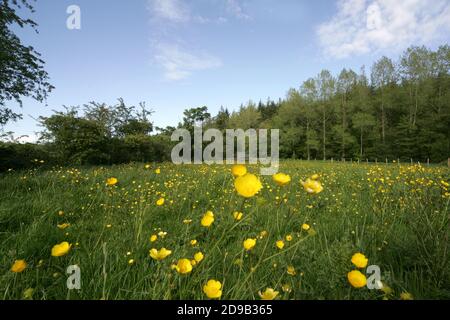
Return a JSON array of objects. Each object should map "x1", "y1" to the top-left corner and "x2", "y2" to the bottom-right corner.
[
  {"x1": 156, "y1": 198, "x2": 165, "y2": 206},
  {"x1": 259, "y1": 230, "x2": 268, "y2": 238},
  {"x1": 201, "y1": 211, "x2": 215, "y2": 227},
  {"x1": 400, "y1": 292, "x2": 413, "y2": 300},
  {"x1": 285, "y1": 234, "x2": 293, "y2": 242},
  {"x1": 194, "y1": 252, "x2": 204, "y2": 263},
  {"x1": 57, "y1": 223, "x2": 70, "y2": 230},
  {"x1": 183, "y1": 219, "x2": 193, "y2": 224},
  {"x1": 282, "y1": 284, "x2": 292, "y2": 293},
  {"x1": 301, "y1": 178, "x2": 323, "y2": 194},
  {"x1": 106, "y1": 177, "x2": 118, "y2": 186},
  {"x1": 149, "y1": 248, "x2": 172, "y2": 261},
  {"x1": 351, "y1": 253, "x2": 368, "y2": 268},
  {"x1": 150, "y1": 235, "x2": 158, "y2": 242},
  {"x1": 272, "y1": 173, "x2": 291, "y2": 186},
  {"x1": 145, "y1": 164, "x2": 151, "y2": 169},
  {"x1": 190, "y1": 239, "x2": 198, "y2": 246},
  {"x1": 23, "y1": 288, "x2": 34, "y2": 300},
  {"x1": 259, "y1": 288, "x2": 279, "y2": 300},
  {"x1": 158, "y1": 231, "x2": 167, "y2": 238},
  {"x1": 243, "y1": 238, "x2": 257, "y2": 251},
  {"x1": 51, "y1": 242, "x2": 71, "y2": 257},
  {"x1": 311, "y1": 174, "x2": 320, "y2": 180},
  {"x1": 128, "y1": 259, "x2": 135, "y2": 265},
  {"x1": 173, "y1": 259, "x2": 193, "y2": 274},
  {"x1": 276, "y1": 240, "x2": 285, "y2": 250},
  {"x1": 58, "y1": 210, "x2": 64, "y2": 216},
  {"x1": 287, "y1": 266, "x2": 296, "y2": 276},
  {"x1": 106, "y1": 224, "x2": 112, "y2": 228},
  {"x1": 155, "y1": 168, "x2": 161, "y2": 174},
  {"x1": 233, "y1": 211, "x2": 243, "y2": 221},
  {"x1": 11, "y1": 260, "x2": 27, "y2": 273},
  {"x1": 203, "y1": 280, "x2": 223, "y2": 299},
  {"x1": 347, "y1": 270, "x2": 367, "y2": 288},
  {"x1": 302, "y1": 223, "x2": 311, "y2": 231},
  {"x1": 231, "y1": 164, "x2": 247, "y2": 177},
  {"x1": 234, "y1": 174, "x2": 263, "y2": 198}
]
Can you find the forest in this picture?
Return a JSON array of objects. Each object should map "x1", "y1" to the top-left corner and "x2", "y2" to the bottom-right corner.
[{"x1": 2, "y1": 45, "x2": 450, "y2": 170}]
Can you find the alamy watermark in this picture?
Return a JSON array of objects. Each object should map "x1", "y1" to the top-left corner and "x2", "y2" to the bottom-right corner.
[
  {"x1": 171, "y1": 128, "x2": 280, "y2": 175},
  {"x1": 66, "y1": 5, "x2": 81, "y2": 30}
]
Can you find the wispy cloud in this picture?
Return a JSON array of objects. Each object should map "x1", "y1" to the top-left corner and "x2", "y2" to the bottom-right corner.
[
  {"x1": 317, "y1": 0, "x2": 450, "y2": 59},
  {"x1": 154, "y1": 43, "x2": 223, "y2": 81},
  {"x1": 225, "y1": 0, "x2": 251, "y2": 20},
  {"x1": 148, "y1": 0, "x2": 190, "y2": 22}
]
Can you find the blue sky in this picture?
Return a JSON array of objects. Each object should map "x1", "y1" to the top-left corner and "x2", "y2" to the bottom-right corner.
[{"x1": 4, "y1": 0, "x2": 450, "y2": 141}]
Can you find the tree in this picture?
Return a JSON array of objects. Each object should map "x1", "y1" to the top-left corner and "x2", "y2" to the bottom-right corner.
[
  {"x1": 315, "y1": 70, "x2": 335, "y2": 160},
  {"x1": 0, "y1": 0, "x2": 53, "y2": 125}
]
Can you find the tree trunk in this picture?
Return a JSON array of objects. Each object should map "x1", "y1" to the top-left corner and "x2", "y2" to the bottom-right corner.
[{"x1": 323, "y1": 108, "x2": 326, "y2": 160}]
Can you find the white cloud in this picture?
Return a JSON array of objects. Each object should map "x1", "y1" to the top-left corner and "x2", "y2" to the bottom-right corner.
[
  {"x1": 148, "y1": 0, "x2": 190, "y2": 22},
  {"x1": 226, "y1": 0, "x2": 251, "y2": 20},
  {"x1": 154, "y1": 43, "x2": 222, "y2": 81},
  {"x1": 317, "y1": 0, "x2": 450, "y2": 58}
]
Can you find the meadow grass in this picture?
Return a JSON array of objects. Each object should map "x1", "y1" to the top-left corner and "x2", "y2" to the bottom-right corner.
[{"x1": 1, "y1": 160, "x2": 449, "y2": 300}]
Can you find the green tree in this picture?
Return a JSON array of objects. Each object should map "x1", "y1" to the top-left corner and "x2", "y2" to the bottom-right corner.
[{"x1": 0, "y1": 0, "x2": 53, "y2": 125}]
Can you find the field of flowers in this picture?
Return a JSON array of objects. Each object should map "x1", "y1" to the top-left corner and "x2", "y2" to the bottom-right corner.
[{"x1": 1, "y1": 160, "x2": 449, "y2": 300}]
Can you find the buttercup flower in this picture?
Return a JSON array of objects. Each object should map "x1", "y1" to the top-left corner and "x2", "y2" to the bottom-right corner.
[
  {"x1": 203, "y1": 280, "x2": 223, "y2": 299},
  {"x1": 285, "y1": 235, "x2": 293, "y2": 242},
  {"x1": 234, "y1": 174, "x2": 263, "y2": 198},
  {"x1": 231, "y1": 164, "x2": 247, "y2": 177},
  {"x1": 243, "y1": 238, "x2": 257, "y2": 251},
  {"x1": 57, "y1": 223, "x2": 70, "y2": 230},
  {"x1": 287, "y1": 266, "x2": 296, "y2": 276},
  {"x1": 155, "y1": 168, "x2": 161, "y2": 174},
  {"x1": 149, "y1": 248, "x2": 172, "y2": 261},
  {"x1": 201, "y1": 211, "x2": 215, "y2": 227},
  {"x1": 351, "y1": 253, "x2": 368, "y2": 268},
  {"x1": 400, "y1": 292, "x2": 414, "y2": 300},
  {"x1": 272, "y1": 173, "x2": 291, "y2": 186},
  {"x1": 301, "y1": 178, "x2": 323, "y2": 194},
  {"x1": 11, "y1": 260, "x2": 27, "y2": 273},
  {"x1": 310, "y1": 174, "x2": 320, "y2": 180},
  {"x1": 194, "y1": 252, "x2": 204, "y2": 263},
  {"x1": 233, "y1": 211, "x2": 243, "y2": 221},
  {"x1": 302, "y1": 224, "x2": 311, "y2": 231},
  {"x1": 173, "y1": 259, "x2": 193, "y2": 274},
  {"x1": 150, "y1": 235, "x2": 158, "y2": 242},
  {"x1": 259, "y1": 288, "x2": 279, "y2": 300},
  {"x1": 156, "y1": 198, "x2": 165, "y2": 206},
  {"x1": 276, "y1": 240, "x2": 285, "y2": 250},
  {"x1": 106, "y1": 177, "x2": 118, "y2": 186},
  {"x1": 51, "y1": 242, "x2": 71, "y2": 257},
  {"x1": 347, "y1": 270, "x2": 367, "y2": 288}
]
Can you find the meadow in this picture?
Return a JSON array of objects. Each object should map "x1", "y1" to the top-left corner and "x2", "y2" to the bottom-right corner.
[{"x1": 1, "y1": 160, "x2": 449, "y2": 300}]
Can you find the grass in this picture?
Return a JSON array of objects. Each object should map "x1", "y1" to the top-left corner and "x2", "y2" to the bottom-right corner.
[{"x1": 0, "y1": 160, "x2": 449, "y2": 300}]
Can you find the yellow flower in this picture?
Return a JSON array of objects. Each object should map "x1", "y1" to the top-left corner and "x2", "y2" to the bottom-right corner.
[
  {"x1": 106, "y1": 177, "x2": 118, "y2": 186},
  {"x1": 11, "y1": 260, "x2": 27, "y2": 273},
  {"x1": 194, "y1": 252, "x2": 204, "y2": 263},
  {"x1": 276, "y1": 240, "x2": 285, "y2": 250},
  {"x1": 400, "y1": 292, "x2": 414, "y2": 300},
  {"x1": 128, "y1": 259, "x2": 135, "y2": 265},
  {"x1": 57, "y1": 223, "x2": 70, "y2": 230},
  {"x1": 51, "y1": 242, "x2": 71, "y2": 257},
  {"x1": 231, "y1": 164, "x2": 247, "y2": 177},
  {"x1": 203, "y1": 280, "x2": 223, "y2": 299},
  {"x1": 347, "y1": 270, "x2": 367, "y2": 288},
  {"x1": 23, "y1": 288, "x2": 34, "y2": 300},
  {"x1": 149, "y1": 248, "x2": 172, "y2": 261},
  {"x1": 351, "y1": 253, "x2": 368, "y2": 268},
  {"x1": 144, "y1": 164, "x2": 151, "y2": 169},
  {"x1": 311, "y1": 174, "x2": 320, "y2": 180},
  {"x1": 272, "y1": 173, "x2": 291, "y2": 186},
  {"x1": 301, "y1": 178, "x2": 323, "y2": 194},
  {"x1": 259, "y1": 230, "x2": 268, "y2": 238},
  {"x1": 173, "y1": 259, "x2": 193, "y2": 274},
  {"x1": 302, "y1": 223, "x2": 311, "y2": 231},
  {"x1": 156, "y1": 198, "x2": 165, "y2": 206},
  {"x1": 201, "y1": 211, "x2": 215, "y2": 227},
  {"x1": 190, "y1": 239, "x2": 198, "y2": 246},
  {"x1": 285, "y1": 234, "x2": 293, "y2": 242},
  {"x1": 287, "y1": 266, "x2": 296, "y2": 276},
  {"x1": 155, "y1": 168, "x2": 161, "y2": 174},
  {"x1": 183, "y1": 219, "x2": 193, "y2": 224},
  {"x1": 150, "y1": 235, "x2": 158, "y2": 242},
  {"x1": 243, "y1": 238, "x2": 257, "y2": 251},
  {"x1": 259, "y1": 288, "x2": 279, "y2": 300},
  {"x1": 234, "y1": 174, "x2": 263, "y2": 198},
  {"x1": 233, "y1": 211, "x2": 243, "y2": 221},
  {"x1": 58, "y1": 210, "x2": 64, "y2": 216}
]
